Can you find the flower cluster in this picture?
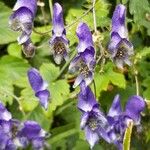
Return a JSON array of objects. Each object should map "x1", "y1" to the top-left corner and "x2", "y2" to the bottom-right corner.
[
  {"x1": 0, "y1": 102, "x2": 47, "y2": 150},
  {"x1": 27, "y1": 68, "x2": 50, "y2": 110},
  {"x1": 77, "y1": 84, "x2": 145, "y2": 149},
  {"x1": 69, "y1": 23, "x2": 96, "y2": 88},
  {"x1": 108, "y1": 4, "x2": 134, "y2": 69},
  {"x1": 9, "y1": 0, "x2": 37, "y2": 57}
]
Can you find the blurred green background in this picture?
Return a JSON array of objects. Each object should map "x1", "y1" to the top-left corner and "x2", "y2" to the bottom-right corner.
[{"x1": 0, "y1": 0, "x2": 150, "y2": 149}]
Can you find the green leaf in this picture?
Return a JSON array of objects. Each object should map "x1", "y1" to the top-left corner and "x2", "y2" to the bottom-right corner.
[
  {"x1": 129, "y1": 0, "x2": 150, "y2": 35},
  {"x1": 48, "y1": 123, "x2": 77, "y2": 144},
  {"x1": 93, "y1": 63, "x2": 126, "y2": 98},
  {"x1": 123, "y1": 121, "x2": 133, "y2": 150},
  {"x1": 0, "y1": 55, "x2": 30, "y2": 104},
  {"x1": 0, "y1": 2, "x2": 18, "y2": 44}
]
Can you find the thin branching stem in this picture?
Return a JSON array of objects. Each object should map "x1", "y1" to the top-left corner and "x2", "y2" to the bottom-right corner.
[
  {"x1": 92, "y1": 0, "x2": 97, "y2": 33},
  {"x1": 49, "y1": 0, "x2": 53, "y2": 20}
]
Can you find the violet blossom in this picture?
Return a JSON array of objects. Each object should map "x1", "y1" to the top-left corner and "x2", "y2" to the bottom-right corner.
[
  {"x1": 107, "y1": 94, "x2": 146, "y2": 150},
  {"x1": 108, "y1": 4, "x2": 134, "y2": 69},
  {"x1": 49, "y1": 3, "x2": 69, "y2": 64},
  {"x1": 78, "y1": 82, "x2": 111, "y2": 149},
  {"x1": 27, "y1": 68, "x2": 50, "y2": 110},
  {"x1": 69, "y1": 23, "x2": 96, "y2": 88},
  {"x1": 17, "y1": 120, "x2": 47, "y2": 150},
  {"x1": 9, "y1": 0, "x2": 37, "y2": 57}
]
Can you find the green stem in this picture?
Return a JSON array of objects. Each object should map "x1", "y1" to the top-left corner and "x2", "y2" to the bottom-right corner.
[
  {"x1": 93, "y1": 80, "x2": 97, "y2": 98},
  {"x1": 92, "y1": 0, "x2": 97, "y2": 33},
  {"x1": 56, "y1": 50, "x2": 77, "y2": 80},
  {"x1": 0, "y1": 88, "x2": 25, "y2": 116},
  {"x1": 49, "y1": 0, "x2": 53, "y2": 20}
]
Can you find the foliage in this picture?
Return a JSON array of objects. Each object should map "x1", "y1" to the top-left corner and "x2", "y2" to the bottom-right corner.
[{"x1": 0, "y1": 0, "x2": 150, "y2": 149}]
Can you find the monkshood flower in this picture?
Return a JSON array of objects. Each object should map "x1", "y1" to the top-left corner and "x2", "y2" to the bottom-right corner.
[
  {"x1": 27, "y1": 68, "x2": 50, "y2": 110},
  {"x1": 49, "y1": 3, "x2": 69, "y2": 64},
  {"x1": 69, "y1": 23, "x2": 96, "y2": 88},
  {"x1": 9, "y1": 0, "x2": 37, "y2": 57},
  {"x1": 108, "y1": 4, "x2": 134, "y2": 69},
  {"x1": 107, "y1": 94, "x2": 145, "y2": 150},
  {"x1": 17, "y1": 121, "x2": 47, "y2": 150},
  {"x1": 0, "y1": 102, "x2": 19, "y2": 150},
  {"x1": 78, "y1": 82, "x2": 111, "y2": 149}
]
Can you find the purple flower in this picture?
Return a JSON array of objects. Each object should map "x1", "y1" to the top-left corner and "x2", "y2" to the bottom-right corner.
[
  {"x1": 9, "y1": 0, "x2": 37, "y2": 57},
  {"x1": 17, "y1": 121, "x2": 47, "y2": 150},
  {"x1": 49, "y1": 3, "x2": 69, "y2": 64},
  {"x1": 78, "y1": 83, "x2": 111, "y2": 149},
  {"x1": 107, "y1": 94, "x2": 145, "y2": 149},
  {"x1": 69, "y1": 23, "x2": 96, "y2": 88},
  {"x1": 108, "y1": 4, "x2": 134, "y2": 69},
  {"x1": 27, "y1": 68, "x2": 50, "y2": 110}
]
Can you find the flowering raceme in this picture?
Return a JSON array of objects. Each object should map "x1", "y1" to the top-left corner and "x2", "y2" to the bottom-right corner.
[
  {"x1": 49, "y1": 3, "x2": 69, "y2": 64},
  {"x1": 27, "y1": 68, "x2": 50, "y2": 110},
  {"x1": 78, "y1": 82, "x2": 111, "y2": 149},
  {"x1": 0, "y1": 102, "x2": 48, "y2": 150},
  {"x1": 108, "y1": 4, "x2": 134, "y2": 69},
  {"x1": 9, "y1": 0, "x2": 37, "y2": 57},
  {"x1": 107, "y1": 94, "x2": 145, "y2": 150},
  {"x1": 69, "y1": 23, "x2": 96, "y2": 88}
]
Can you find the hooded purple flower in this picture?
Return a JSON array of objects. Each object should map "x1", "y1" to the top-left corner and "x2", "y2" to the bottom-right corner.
[
  {"x1": 49, "y1": 3, "x2": 69, "y2": 64},
  {"x1": 9, "y1": 0, "x2": 37, "y2": 57},
  {"x1": 69, "y1": 23, "x2": 96, "y2": 88},
  {"x1": 0, "y1": 102, "x2": 20, "y2": 150},
  {"x1": 78, "y1": 83, "x2": 111, "y2": 149},
  {"x1": 17, "y1": 121, "x2": 47, "y2": 150},
  {"x1": 108, "y1": 4, "x2": 134, "y2": 69},
  {"x1": 27, "y1": 68, "x2": 50, "y2": 110},
  {"x1": 107, "y1": 94, "x2": 145, "y2": 150}
]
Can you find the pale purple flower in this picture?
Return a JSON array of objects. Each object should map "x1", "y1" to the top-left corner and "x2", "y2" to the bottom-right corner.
[
  {"x1": 69, "y1": 23, "x2": 96, "y2": 88},
  {"x1": 49, "y1": 3, "x2": 69, "y2": 64},
  {"x1": 9, "y1": 0, "x2": 37, "y2": 57},
  {"x1": 108, "y1": 4, "x2": 134, "y2": 69},
  {"x1": 27, "y1": 68, "x2": 50, "y2": 110},
  {"x1": 17, "y1": 121, "x2": 47, "y2": 150},
  {"x1": 107, "y1": 94, "x2": 145, "y2": 150},
  {"x1": 78, "y1": 83, "x2": 111, "y2": 149}
]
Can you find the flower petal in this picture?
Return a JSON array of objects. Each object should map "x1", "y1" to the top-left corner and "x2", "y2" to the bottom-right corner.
[
  {"x1": 80, "y1": 112, "x2": 89, "y2": 129},
  {"x1": 52, "y1": 3, "x2": 65, "y2": 36},
  {"x1": 85, "y1": 126, "x2": 99, "y2": 149},
  {"x1": 112, "y1": 4, "x2": 127, "y2": 38},
  {"x1": 13, "y1": 0, "x2": 37, "y2": 16},
  {"x1": 35, "y1": 90, "x2": 50, "y2": 110},
  {"x1": 76, "y1": 22, "x2": 94, "y2": 53},
  {"x1": 125, "y1": 95, "x2": 146, "y2": 125},
  {"x1": 78, "y1": 84, "x2": 97, "y2": 112},
  {"x1": 0, "y1": 103, "x2": 12, "y2": 121},
  {"x1": 73, "y1": 75, "x2": 83, "y2": 88},
  {"x1": 108, "y1": 94, "x2": 122, "y2": 117},
  {"x1": 27, "y1": 68, "x2": 46, "y2": 93}
]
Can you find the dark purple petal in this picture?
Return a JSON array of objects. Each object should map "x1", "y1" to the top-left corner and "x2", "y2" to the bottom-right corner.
[
  {"x1": 125, "y1": 95, "x2": 146, "y2": 124},
  {"x1": 35, "y1": 90, "x2": 50, "y2": 110},
  {"x1": 112, "y1": 4, "x2": 127, "y2": 38},
  {"x1": 52, "y1": 3, "x2": 65, "y2": 36},
  {"x1": 85, "y1": 126, "x2": 99, "y2": 149},
  {"x1": 28, "y1": 68, "x2": 47, "y2": 93},
  {"x1": 0, "y1": 103, "x2": 12, "y2": 121},
  {"x1": 0, "y1": 130, "x2": 10, "y2": 149},
  {"x1": 78, "y1": 83, "x2": 97, "y2": 112},
  {"x1": 76, "y1": 22, "x2": 94, "y2": 53},
  {"x1": 19, "y1": 121, "x2": 46, "y2": 140},
  {"x1": 13, "y1": 0, "x2": 37, "y2": 16},
  {"x1": 108, "y1": 94, "x2": 122, "y2": 117}
]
